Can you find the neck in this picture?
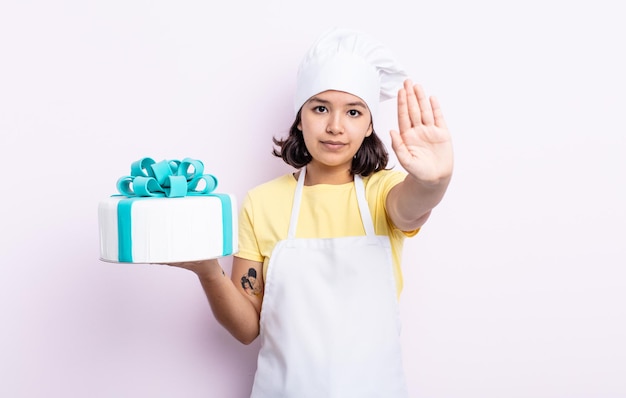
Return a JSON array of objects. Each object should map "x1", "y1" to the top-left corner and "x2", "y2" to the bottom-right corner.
[{"x1": 301, "y1": 163, "x2": 353, "y2": 185}]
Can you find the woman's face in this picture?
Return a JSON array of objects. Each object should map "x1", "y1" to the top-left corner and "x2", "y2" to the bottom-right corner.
[{"x1": 298, "y1": 90, "x2": 373, "y2": 174}]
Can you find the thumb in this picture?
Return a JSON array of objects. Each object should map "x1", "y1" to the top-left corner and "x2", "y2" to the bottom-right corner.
[{"x1": 390, "y1": 130, "x2": 408, "y2": 158}]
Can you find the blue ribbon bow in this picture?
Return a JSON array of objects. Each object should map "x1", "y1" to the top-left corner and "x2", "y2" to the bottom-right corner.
[
  {"x1": 112, "y1": 157, "x2": 233, "y2": 262},
  {"x1": 116, "y1": 157, "x2": 218, "y2": 197}
]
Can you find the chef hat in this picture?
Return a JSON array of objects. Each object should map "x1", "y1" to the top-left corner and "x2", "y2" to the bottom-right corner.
[{"x1": 294, "y1": 27, "x2": 408, "y2": 130}]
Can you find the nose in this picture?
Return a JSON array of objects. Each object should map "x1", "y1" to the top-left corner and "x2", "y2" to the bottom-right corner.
[{"x1": 326, "y1": 112, "x2": 343, "y2": 135}]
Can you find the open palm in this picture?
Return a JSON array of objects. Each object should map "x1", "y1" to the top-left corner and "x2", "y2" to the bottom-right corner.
[{"x1": 390, "y1": 79, "x2": 454, "y2": 183}]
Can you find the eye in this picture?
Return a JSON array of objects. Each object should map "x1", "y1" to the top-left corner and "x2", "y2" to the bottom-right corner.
[
  {"x1": 314, "y1": 105, "x2": 328, "y2": 113},
  {"x1": 348, "y1": 109, "x2": 362, "y2": 117}
]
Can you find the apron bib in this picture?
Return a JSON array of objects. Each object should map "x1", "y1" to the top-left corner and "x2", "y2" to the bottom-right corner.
[{"x1": 250, "y1": 167, "x2": 408, "y2": 398}]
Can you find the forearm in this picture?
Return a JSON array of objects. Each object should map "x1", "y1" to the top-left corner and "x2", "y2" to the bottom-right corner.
[
  {"x1": 193, "y1": 260, "x2": 260, "y2": 345},
  {"x1": 388, "y1": 172, "x2": 451, "y2": 230}
]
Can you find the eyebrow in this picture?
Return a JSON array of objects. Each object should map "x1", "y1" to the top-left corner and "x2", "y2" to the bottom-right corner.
[{"x1": 308, "y1": 96, "x2": 368, "y2": 108}]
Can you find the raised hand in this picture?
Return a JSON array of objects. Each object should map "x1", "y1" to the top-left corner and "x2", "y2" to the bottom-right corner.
[{"x1": 390, "y1": 79, "x2": 453, "y2": 184}]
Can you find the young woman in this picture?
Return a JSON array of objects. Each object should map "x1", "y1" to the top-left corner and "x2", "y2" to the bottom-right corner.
[{"x1": 171, "y1": 27, "x2": 453, "y2": 397}]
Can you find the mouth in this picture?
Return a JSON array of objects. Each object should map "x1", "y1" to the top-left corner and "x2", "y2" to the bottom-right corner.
[{"x1": 320, "y1": 140, "x2": 346, "y2": 150}]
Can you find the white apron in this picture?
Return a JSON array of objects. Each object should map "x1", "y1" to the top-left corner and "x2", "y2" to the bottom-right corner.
[{"x1": 250, "y1": 167, "x2": 408, "y2": 398}]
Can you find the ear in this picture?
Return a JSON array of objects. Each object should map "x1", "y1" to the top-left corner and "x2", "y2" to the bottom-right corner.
[{"x1": 365, "y1": 122, "x2": 373, "y2": 137}]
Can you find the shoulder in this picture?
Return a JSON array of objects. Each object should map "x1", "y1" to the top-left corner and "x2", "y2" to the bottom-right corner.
[
  {"x1": 363, "y1": 168, "x2": 407, "y2": 195},
  {"x1": 246, "y1": 173, "x2": 296, "y2": 199},
  {"x1": 242, "y1": 173, "x2": 297, "y2": 213}
]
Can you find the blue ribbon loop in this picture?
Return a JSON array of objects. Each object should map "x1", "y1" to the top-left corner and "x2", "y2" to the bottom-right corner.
[{"x1": 113, "y1": 157, "x2": 233, "y2": 262}]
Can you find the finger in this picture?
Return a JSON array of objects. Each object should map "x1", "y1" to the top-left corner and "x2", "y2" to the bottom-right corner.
[
  {"x1": 430, "y1": 96, "x2": 448, "y2": 129},
  {"x1": 414, "y1": 83, "x2": 434, "y2": 125},
  {"x1": 397, "y1": 86, "x2": 412, "y2": 133},
  {"x1": 405, "y1": 79, "x2": 423, "y2": 128}
]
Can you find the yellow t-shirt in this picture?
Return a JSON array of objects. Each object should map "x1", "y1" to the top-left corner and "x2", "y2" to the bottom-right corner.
[{"x1": 236, "y1": 169, "x2": 418, "y2": 296}]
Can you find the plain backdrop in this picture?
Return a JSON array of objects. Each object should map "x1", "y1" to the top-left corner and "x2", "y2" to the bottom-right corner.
[{"x1": 1, "y1": 1, "x2": 624, "y2": 397}]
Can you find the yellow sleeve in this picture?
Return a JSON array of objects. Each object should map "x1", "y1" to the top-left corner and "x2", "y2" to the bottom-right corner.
[
  {"x1": 367, "y1": 169, "x2": 420, "y2": 237},
  {"x1": 235, "y1": 193, "x2": 265, "y2": 263}
]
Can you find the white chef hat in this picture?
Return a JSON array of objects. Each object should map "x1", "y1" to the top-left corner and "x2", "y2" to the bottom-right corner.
[{"x1": 294, "y1": 27, "x2": 408, "y2": 131}]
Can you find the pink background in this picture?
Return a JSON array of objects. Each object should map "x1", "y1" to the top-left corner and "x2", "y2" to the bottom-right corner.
[{"x1": 1, "y1": 1, "x2": 625, "y2": 397}]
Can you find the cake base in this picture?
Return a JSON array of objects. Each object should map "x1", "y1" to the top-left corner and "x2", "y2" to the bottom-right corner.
[{"x1": 98, "y1": 194, "x2": 238, "y2": 264}]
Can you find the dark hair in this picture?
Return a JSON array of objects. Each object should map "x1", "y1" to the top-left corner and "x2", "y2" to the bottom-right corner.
[{"x1": 272, "y1": 111, "x2": 389, "y2": 177}]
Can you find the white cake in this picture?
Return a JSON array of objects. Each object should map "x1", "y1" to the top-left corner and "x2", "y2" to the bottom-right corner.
[{"x1": 98, "y1": 157, "x2": 238, "y2": 263}]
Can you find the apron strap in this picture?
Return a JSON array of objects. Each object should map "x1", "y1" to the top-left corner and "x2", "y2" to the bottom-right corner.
[
  {"x1": 353, "y1": 172, "x2": 376, "y2": 237},
  {"x1": 287, "y1": 167, "x2": 306, "y2": 239},
  {"x1": 288, "y1": 167, "x2": 376, "y2": 239}
]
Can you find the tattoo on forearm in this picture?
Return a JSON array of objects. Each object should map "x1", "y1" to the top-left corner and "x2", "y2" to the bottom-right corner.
[{"x1": 241, "y1": 268, "x2": 262, "y2": 296}]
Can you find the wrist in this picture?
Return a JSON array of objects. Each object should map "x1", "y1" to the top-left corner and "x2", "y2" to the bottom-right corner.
[
  {"x1": 194, "y1": 259, "x2": 225, "y2": 282},
  {"x1": 403, "y1": 174, "x2": 444, "y2": 193}
]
